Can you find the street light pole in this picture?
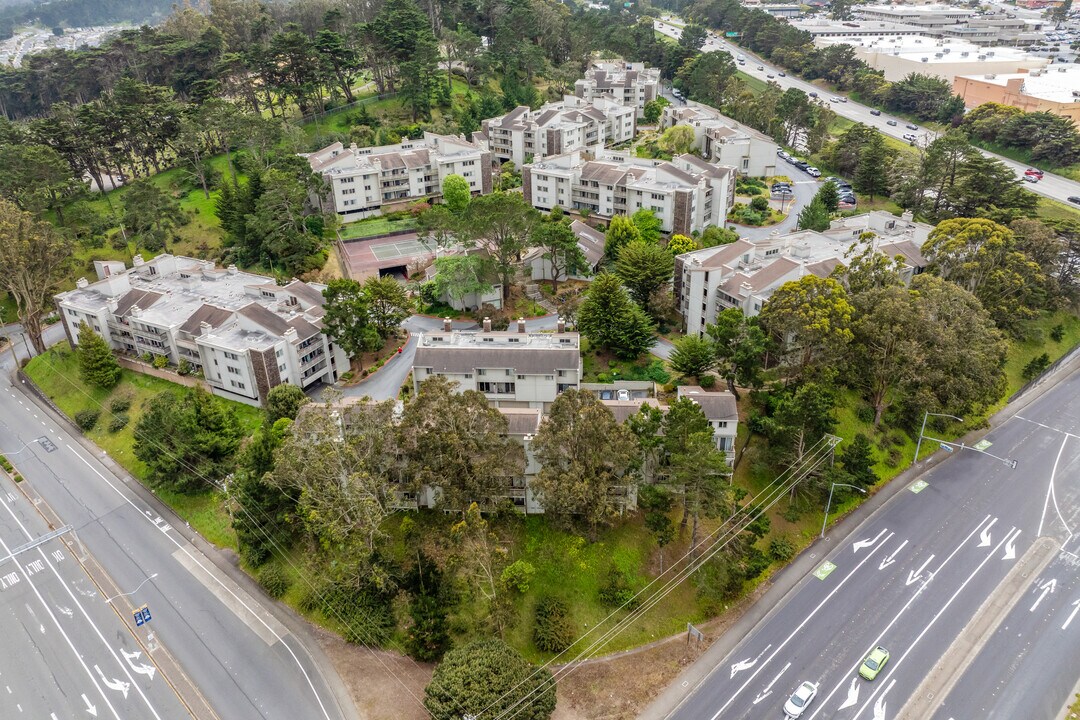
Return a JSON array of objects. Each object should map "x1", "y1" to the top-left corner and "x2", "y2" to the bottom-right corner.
[
  {"x1": 821, "y1": 482, "x2": 867, "y2": 539},
  {"x1": 912, "y1": 411, "x2": 963, "y2": 466}
]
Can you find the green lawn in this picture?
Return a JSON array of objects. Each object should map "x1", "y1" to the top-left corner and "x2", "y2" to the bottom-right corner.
[
  {"x1": 339, "y1": 216, "x2": 417, "y2": 240},
  {"x1": 23, "y1": 347, "x2": 265, "y2": 551}
]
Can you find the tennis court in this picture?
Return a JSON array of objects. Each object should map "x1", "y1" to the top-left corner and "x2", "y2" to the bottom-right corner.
[
  {"x1": 340, "y1": 232, "x2": 439, "y2": 279},
  {"x1": 370, "y1": 237, "x2": 438, "y2": 261}
]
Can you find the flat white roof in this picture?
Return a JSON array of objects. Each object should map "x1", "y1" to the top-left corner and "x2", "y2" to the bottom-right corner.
[
  {"x1": 959, "y1": 66, "x2": 1080, "y2": 103},
  {"x1": 825, "y1": 35, "x2": 1043, "y2": 62}
]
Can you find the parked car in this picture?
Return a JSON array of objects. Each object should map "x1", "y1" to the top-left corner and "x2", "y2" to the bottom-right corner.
[
  {"x1": 886, "y1": 119, "x2": 898, "y2": 126},
  {"x1": 1068, "y1": 196, "x2": 1080, "y2": 204},
  {"x1": 783, "y1": 682, "x2": 818, "y2": 718},
  {"x1": 860, "y1": 646, "x2": 890, "y2": 681},
  {"x1": 794, "y1": 160, "x2": 810, "y2": 170},
  {"x1": 870, "y1": 109, "x2": 882, "y2": 116},
  {"x1": 806, "y1": 166, "x2": 821, "y2": 177},
  {"x1": 786, "y1": 156, "x2": 800, "y2": 165},
  {"x1": 777, "y1": 149, "x2": 791, "y2": 159},
  {"x1": 906, "y1": 123, "x2": 919, "y2": 130}
]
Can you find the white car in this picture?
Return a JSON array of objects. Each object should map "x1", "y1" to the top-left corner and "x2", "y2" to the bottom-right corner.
[
  {"x1": 806, "y1": 166, "x2": 821, "y2": 177},
  {"x1": 784, "y1": 681, "x2": 818, "y2": 718},
  {"x1": 902, "y1": 133, "x2": 917, "y2": 142}
]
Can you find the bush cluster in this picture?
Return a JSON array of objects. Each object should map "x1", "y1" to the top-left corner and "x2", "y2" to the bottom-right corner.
[{"x1": 533, "y1": 596, "x2": 575, "y2": 653}]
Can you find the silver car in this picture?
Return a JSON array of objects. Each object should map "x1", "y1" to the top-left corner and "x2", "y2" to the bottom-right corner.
[{"x1": 783, "y1": 681, "x2": 818, "y2": 718}]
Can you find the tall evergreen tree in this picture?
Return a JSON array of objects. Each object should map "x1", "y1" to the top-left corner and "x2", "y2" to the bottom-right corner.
[
  {"x1": 577, "y1": 273, "x2": 656, "y2": 360},
  {"x1": 855, "y1": 132, "x2": 890, "y2": 201},
  {"x1": 75, "y1": 321, "x2": 121, "y2": 389}
]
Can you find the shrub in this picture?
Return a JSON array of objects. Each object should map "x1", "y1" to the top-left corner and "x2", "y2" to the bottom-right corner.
[
  {"x1": 152, "y1": 354, "x2": 168, "y2": 369},
  {"x1": 1051, "y1": 324, "x2": 1065, "y2": 342},
  {"x1": 140, "y1": 352, "x2": 153, "y2": 363},
  {"x1": 109, "y1": 394, "x2": 133, "y2": 413},
  {"x1": 1022, "y1": 352, "x2": 1051, "y2": 382},
  {"x1": 178, "y1": 358, "x2": 193, "y2": 376},
  {"x1": 698, "y1": 374, "x2": 716, "y2": 389},
  {"x1": 781, "y1": 502, "x2": 803, "y2": 523},
  {"x1": 769, "y1": 536, "x2": 797, "y2": 562},
  {"x1": 533, "y1": 596, "x2": 576, "y2": 653},
  {"x1": 107, "y1": 413, "x2": 129, "y2": 432},
  {"x1": 259, "y1": 564, "x2": 291, "y2": 598},
  {"x1": 501, "y1": 560, "x2": 536, "y2": 594},
  {"x1": 750, "y1": 196, "x2": 770, "y2": 213},
  {"x1": 855, "y1": 404, "x2": 876, "y2": 425},
  {"x1": 886, "y1": 448, "x2": 902, "y2": 467},
  {"x1": 598, "y1": 567, "x2": 639, "y2": 609},
  {"x1": 75, "y1": 409, "x2": 100, "y2": 431}
]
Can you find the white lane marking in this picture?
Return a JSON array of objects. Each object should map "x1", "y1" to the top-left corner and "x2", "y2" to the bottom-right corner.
[
  {"x1": 1003, "y1": 535, "x2": 1017, "y2": 561},
  {"x1": 82, "y1": 694, "x2": 98, "y2": 717},
  {"x1": 873, "y1": 679, "x2": 895, "y2": 720},
  {"x1": 708, "y1": 531, "x2": 895, "y2": 720},
  {"x1": 839, "y1": 677, "x2": 860, "y2": 710},
  {"x1": 846, "y1": 527, "x2": 1020, "y2": 720},
  {"x1": 0, "y1": 522, "x2": 121, "y2": 719},
  {"x1": 752, "y1": 662, "x2": 790, "y2": 705},
  {"x1": 1014, "y1": 415, "x2": 1080, "y2": 440},
  {"x1": 1062, "y1": 599, "x2": 1080, "y2": 630},
  {"x1": 878, "y1": 540, "x2": 908, "y2": 571},
  {"x1": 1030, "y1": 578, "x2": 1056, "y2": 612},
  {"x1": 56, "y1": 605, "x2": 73, "y2": 618},
  {"x1": 1038, "y1": 435, "x2": 1070, "y2": 538},
  {"x1": 0, "y1": 495, "x2": 163, "y2": 719},
  {"x1": 730, "y1": 644, "x2": 772, "y2": 679},
  {"x1": 853, "y1": 529, "x2": 888, "y2": 553},
  {"x1": 65, "y1": 444, "x2": 334, "y2": 720},
  {"x1": 93, "y1": 666, "x2": 130, "y2": 699},
  {"x1": 806, "y1": 515, "x2": 995, "y2": 719},
  {"x1": 978, "y1": 518, "x2": 998, "y2": 547},
  {"x1": 905, "y1": 555, "x2": 935, "y2": 586},
  {"x1": 121, "y1": 648, "x2": 156, "y2": 681}
]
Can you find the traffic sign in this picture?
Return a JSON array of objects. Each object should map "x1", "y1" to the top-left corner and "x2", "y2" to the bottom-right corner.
[{"x1": 133, "y1": 605, "x2": 152, "y2": 627}]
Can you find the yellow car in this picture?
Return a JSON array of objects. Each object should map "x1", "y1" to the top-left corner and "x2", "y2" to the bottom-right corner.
[{"x1": 859, "y1": 646, "x2": 890, "y2": 681}]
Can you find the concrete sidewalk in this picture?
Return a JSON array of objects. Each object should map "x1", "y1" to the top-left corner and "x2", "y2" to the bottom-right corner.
[{"x1": 639, "y1": 347, "x2": 1080, "y2": 720}]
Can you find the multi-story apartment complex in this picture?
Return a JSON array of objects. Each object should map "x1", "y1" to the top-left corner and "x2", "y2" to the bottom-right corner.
[
  {"x1": 676, "y1": 385, "x2": 738, "y2": 460},
  {"x1": 675, "y1": 211, "x2": 933, "y2": 335},
  {"x1": 55, "y1": 254, "x2": 348, "y2": 406},
  {"x1": 411, "y1": 320, "x2": 581, "y2": 410},
  {"x1": 574, "y1": 59, "x2": 661, "y2": 117},
  {"x1": 303, "y1": 132, "x2": 493, "y2": 219},
  {"x1": 522, "y1": 149, "x2": 736, "y2": 235},
  {"x1": 660, "y1": 104, "x2": 779, "y2": 177},
  {"x1": 476, "y1": 95, "x2": 636, "y2": 167}
]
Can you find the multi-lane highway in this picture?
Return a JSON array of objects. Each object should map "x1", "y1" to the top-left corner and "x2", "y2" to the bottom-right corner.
[
  {"x1": 654, "y1": 19, "x2": 1080, "y2": 206},
  {"x1": 0, "y1": 360, "x2": 353, "y2": 719},
  {"x1": 0, "y1": 468, "x2": 191, "y2": 719},
  {"x1": 661, "y1": 364, "x2": 1080, "y2": 720}
]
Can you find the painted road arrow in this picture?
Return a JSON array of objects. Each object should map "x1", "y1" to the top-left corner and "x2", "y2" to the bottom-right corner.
[
  {"x1": 879, "y1": 540, "x2": 909, "y2": 571},
  {"x1": 730, "y1": 644, "x2": 772, "y2": 679},
  {"x1": 1062, "y1": 598, "x2": 1080, "y2": 630},
  {"x1": 121, "y1": 648, "x2": 156, "y2": 681},
  {"x1": 81, "y1": 693, "x2": 98, "y2": 717},
  {"x1": 1030, "y1": 578, "x2": 1057, "y2": 612},
  {"x1": 906, "y1": 555, "x2": 936, "y2": 586},
  {"x1": 874, "y1": 679, "x2": 895, "y2": 720},
  {"x1": 752, "y1": 661, "x2": 790, "y2": 704},
  {"x1": 839, "y1": 677, "x2": 860, "y2": 710},
  {"x1": 1003, "y1": 533, "x2": 1018, "y2": 560},
  {"x1": 854, "y1": 529, "x2": 888, "y2": 554},
  {"x1": 93, "y1": 665, "x2": 130, "y2": 699},
  {"x1": 978, "y1": 518, "x2": 998, "y2": 548}
]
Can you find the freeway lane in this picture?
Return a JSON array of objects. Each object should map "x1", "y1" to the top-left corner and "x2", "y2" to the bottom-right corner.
[
  {"x1": 667, "y1": 367, "x2": 1080, "y2": 720},
  {"x1": 0, "y1": 372, "x2": 352, "y2": 720},
  {"x1": 654, "y1": 19, "x2": 1080, "y2": 205},
  {"x1": 0, "y1": 470, "x2": 190, "y2": 720}
]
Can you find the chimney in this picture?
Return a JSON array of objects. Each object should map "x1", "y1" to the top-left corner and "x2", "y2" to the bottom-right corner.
[
  {"x1": 483, "y1": 317, "x2": 492, "y2": 332},
  {"x1": 227, "y1": 264, "x2": 239, "y2": 275},
  {"x1": 76, "y1": 277, "x2": 89, "y2": 289},
  {"x1": 557, "y1": 317, "x2": 565, "y2": 333},
  {"x1": 130, "y1": 305, "x2": 141, "y2": 318},
  {"x1": 443, "y1": 317, "x2": 452, "y2": 332},
  {"x1": 901, "y1": 210, "x2": 914, "y2": 222},
  {"x1": 517, "y1": 317, "x2": 526, "y2": 333},
  {"x1": 284, "y1": 328, "x2": 298, "y2": 341},
  {"x1": 132, "y1": 254, "x2": 144, "y2": 266},
  {"x1": 199, "y1": 321, "x2": 211, "y2": 337}
]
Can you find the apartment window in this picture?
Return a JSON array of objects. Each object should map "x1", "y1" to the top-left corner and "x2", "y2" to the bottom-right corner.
[
  {"x1": 342, "y1": 188, "x2": 356, "y2": 195},
  {"x1": 341, "y1": 177, "x2": 354, "y2": 184},
  {"x1": 765, "y1": 248, "x2": 779, "y2": 257},
  {"x1": 650, "y1": 193, "x2": 664, "y2": 201},
  {"x1": 67, "y1": 309, "x2": 77, "y2": 317},
  {"x1": 227, "y1": 365, "x2": 241, "y2": 375},
  {"x1": 652, "y1": 206, "x2": 663, "y2": 213},
  {"x1": 478, "y1": 381, "x2": 515, "y2": 394},
  {"x1": 477, "y1": 368, "x2": 487, "y2": 376},
  {"x1": 365, "y1": 185, "x2": 372, "y2": 190},
  {"x1": 279, "y1": 363, "x2": 286, "y2": 372},
  {"x1": 229, "y1": 380, "x2": 246, "y2": 390},
  {"x1": 261, "y1": 290, "x2": 276, "y2": 298},
  {"x1": 224, "y1": 351, "x2": 239, "y2": 360}
]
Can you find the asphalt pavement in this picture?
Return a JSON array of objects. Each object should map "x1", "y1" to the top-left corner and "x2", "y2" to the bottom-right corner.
[
  {"x1": 646, "y1": 358, "x2": 1080, "y2": 720},
  {"x1": 0, "y1": 368, "x2": 356, "y2": 720},
  {"x1": 0, "y1": 468, "x2": 191, "y2": 720},
  {"x1": 655, "y1": 19, "x2": 1080, "y2": 206}
]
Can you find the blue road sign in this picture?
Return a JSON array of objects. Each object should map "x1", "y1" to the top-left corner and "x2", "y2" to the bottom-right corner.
[{"x1": 134, "y1": 605, "x2": 152, "y2": 626}]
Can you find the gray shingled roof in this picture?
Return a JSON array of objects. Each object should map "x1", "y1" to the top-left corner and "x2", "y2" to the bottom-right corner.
[
  {"x1": 678, "y1": 387, "x2": 737, "y2": 421},
  {"x1": 284, "y1": 280, "x2": 325, "y2": 307},
  {"x1": 179, "y1": 303, "x2": 234, "y2": 336},
  {"x1": 238, "y1": 303, "x2": 289, "y2": 336},
  {"x1": 414, "y1": 346, "x2": 581, "y2": 374},
  {"x1": 498, "y1": 407, "x2": 543, "y2": 435},
  {"x1": 115, "y1": 289, "x2": 163, "y2": 317}
]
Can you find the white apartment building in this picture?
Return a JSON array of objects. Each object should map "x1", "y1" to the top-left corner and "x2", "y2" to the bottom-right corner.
[
  {"x1": 411, "y1": 321, "x2": 581, "y2": 410},
  {"x1": 55, "y1": 255, "x2": 348, "y2": 406},
  {"x1": 660, "y1": 103, "x2": 779, "y2": 177},
  {"x1": 523, "y1": 149, "x2": 736, "y2": 235},
  {"x1": 303, "y1": 132, "x2": 493, "y2": 218},
  {"x1": 574, "y1": 59, "x2": 661, "y2": 117},
  {"x1": 675, "y1": 211, "x2": 932, "y2": 335},
  {"x1": 476, "y1": 95, "x2": 636, "y2": 167},
  {"x1": 676, "y1": 385, "x2": 738, "y2": 460}
]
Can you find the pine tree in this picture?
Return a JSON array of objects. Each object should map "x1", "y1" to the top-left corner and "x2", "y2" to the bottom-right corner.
[
  {"x1": 817, "y1": 182, "x2": 840, "y2": 214},
  {"x1": 856, "y1": 132, "x2": 890, "y2": 201},
  {"x1": 577, "y1": 273, "x2": 657, "y2": 359},
  {"x1": 76, "y1": 321, "x2": 121, "y2": 389},
  {"x1": 841, "y1": 433, "x2": 877, "y2": 487},
  {"x1": 796, "y1": 198, "x2": 831, "y2": 232}
]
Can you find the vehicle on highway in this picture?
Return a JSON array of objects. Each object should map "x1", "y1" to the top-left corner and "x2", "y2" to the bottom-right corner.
[
  {"x1": 902, "y1": 133, "x2": 917, "y2": 142},
  {"x1": 778, "y1": 71, "x2": 786, "y2": 76},
  {"x1": 1024, "y1": 174, "x2": 1040, "y2": 183},
  {"x1": 906, "y1": 123, "x2": 919, "y2": 130},
  {"x1": 870, "y1": 109, "x2": 881, "y2": 116},
  {"x1": 808, "y1": 91, "x2": 818, "y2": 97},
  {"x1": 829, "y1": 96, "x2": 841, "y2": 102},
  {"x1": 806, "y1": 166, "x2": 821, "y2": 177},
  {"x1": 757, "y1": 65, "x2": 764, "y2": 70},
  {"x1": 1025, "y1": 167, "x2": 1045, "y2": 177},
  {"x1": 783, "y1": 681, "x2": 818, "y2": 718},
  {"x1": 886, "y1": 119, "x2": 898, "y2": 126},
  {"x1": 737, "y1": 53, "x2": 745, "y2": 61},
  {"x1": 859, "y1": 646, "x2": 891, "y2": 681},
  {"x1": 1068, "y1": 196, "x2": 1080, "y2": 204},
  {"x1": 767, "y1": 73, "x2": 775, "y2": 78}
]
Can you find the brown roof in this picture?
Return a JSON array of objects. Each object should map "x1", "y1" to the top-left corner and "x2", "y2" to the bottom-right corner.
[
  {"x1": 571, "y1": 220, "x2": 605, "y2": 268},
  {"x1": 580, "y1": 162, "x2": 628, "y2": 185},
  {"x1": 696, "y1": 240, "x2": 755, "y2": 270},
  {"x1": 498, "y1": 407, "x2": 543, "y2": 436},
  {"x1": 600, "y1": 398, "x2": 662, "y2": 424},
  {"x1": 179, "y1": 303, "x2": 234, "y2": 336},
  {"x1": 414, "y1": 346, "x2": 581, "y2": 375},
  {"x1": 879, "y1": 239, "x2": 927, "y2": 269},
  {"x1": 804, "y1": 257, "x2": 843, "y2": 278},
  {"x1": 655, "y1": 162, "x2": 699, "y2": 186},
  {"x1": 115, "y1": 289, "x2": 163, "y2": 317},
  {"x1": 283, "y1": 280, "x2": 325, "y2": 307},
  {"x1": 238, "y1": 303, "x2": 289, "y2": 336},
  {"x1": 678, "y1": 387, "x2": 737, "y2": 421},
  {"x1": 535, "y1": 109, "x2": 559, "y2": 126},
  {"x1": 287, "y1": 316, "x2": 321, "y2": 340},
  {"x1": 744, "y1": 257, "x2": 801, "y2": 292}
]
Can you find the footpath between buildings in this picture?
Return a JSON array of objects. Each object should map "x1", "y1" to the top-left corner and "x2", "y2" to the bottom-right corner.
[{"x1": 639, "y1": 344, "x2": 1080, "y2": 720}]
